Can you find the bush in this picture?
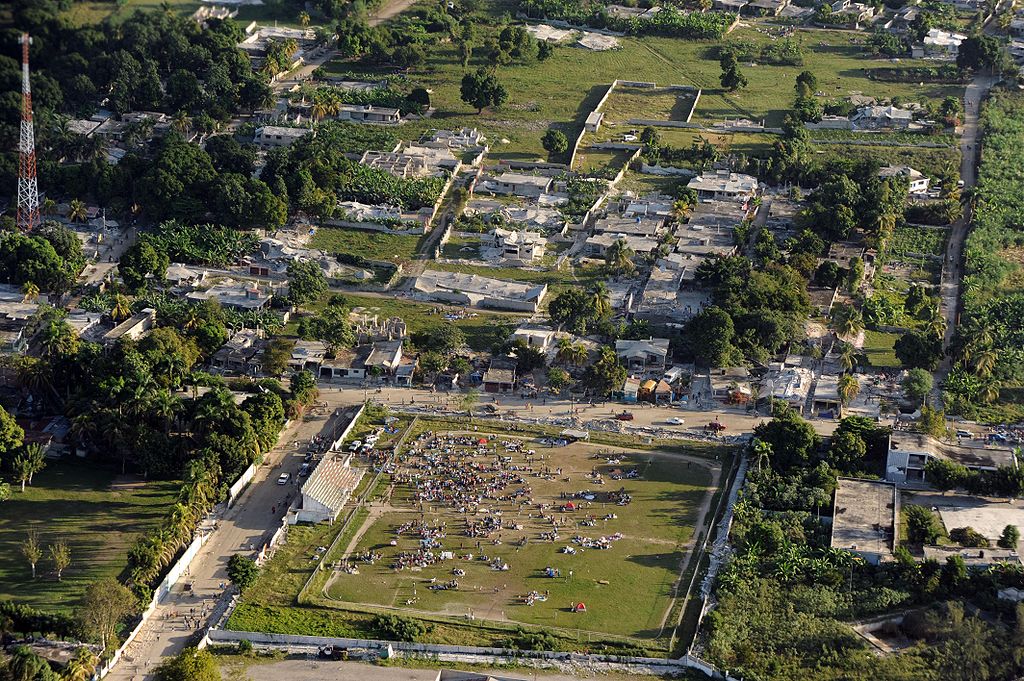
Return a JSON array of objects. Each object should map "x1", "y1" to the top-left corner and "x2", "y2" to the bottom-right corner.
[
  {"x1": 949, "y1": 526, "x2": 989, "y2": 548},
  {"x1": 237, "y1": 639, "x2": 253, "y2": 654},
  {"x1": 905, "y1": 504, "x2": 943, "y2": 544},
  {"x1": 999, "y1": 524, "x2": 1020, "y2": 549},
  {"x1": 372, "y1": 613, "x2": 430, "y2": 642},
  {"x1": 506, "y1": 626, "x2": 558, "y2": 650}
]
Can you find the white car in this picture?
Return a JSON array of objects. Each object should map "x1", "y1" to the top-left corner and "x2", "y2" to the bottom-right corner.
[
  {"x1": 666, "y1": 417, "x2": 685, "y2": 426},
  {"x1": 277, "y1": 472, "x2": 291, "y2": 485}
]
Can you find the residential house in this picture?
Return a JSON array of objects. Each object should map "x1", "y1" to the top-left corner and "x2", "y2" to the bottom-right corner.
[
  {"x1": 186, "y1": 281, "x2": 272, "y2": 310},
  {"x1": 616, "y1": 338, "x2": 670, "y2": 373},
  {"x1": 878, "y1": 165, "x2": 930, "y2": 194},
  {"x1": 585, "y1": 233, "x2": 660, "y2": 258},
  {"x1": 831, "y1": 477, "x2": 896, "y2": 565},
  {"x1": 745, "y1": 0, "x2": 788, "y2": 16},
  {"x1": 885, "y1": 431, "x2": 1016, "y2": 484},
  {"x1": 483, "y1": 356, "x2": 517, "y2": 393},
  {"x1": 639, "y1": 378, "x2": 674, "y2": 403},
  {"x1": 511, "y1": 326, "x2": 557, "y2": 353},
  {"x1": 491, "y1": 173, "x2": 554, "y2": 198},
  {"x1": 337, "y1": 104, "x2": 402, "y2": 125},
  {"x1": 210, "y1": 330, "x2": 266, "y2": 376},
  {"x1": 919, "y1": 28, "x2": 965, "y2": 59},
  {"x1": 686, "y1": 170, "x2": 758, "y2": 202},
  {"x1": 714, "y1": 0, "x2": 749, "y2": 10},
  {"x1": 365, "y1": 340, "x2": 404, "y2": 375},
  {"x1": 289, "y1": 340, "x2": 327, "y2": 374},
  {"x1": 620, "y1": 376, "x2": 641, "y2": 403},
  {"x1": 102, "y1": 308, "x2": 156, "y2": 346},
  {"x1": 493, "y1": 228, "x2": 546, "y2": 263},
  {"x1": 852, "y1": 105, "x2": 914, "y2": 130},
  {"x1": 592, "y1": 214, "x2": 667, "y2": 238},
  {"x1": 254, "y1": 125, "x2": 310, "y2": 148}
]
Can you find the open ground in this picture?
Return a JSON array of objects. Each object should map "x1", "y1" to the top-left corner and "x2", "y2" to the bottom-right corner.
[
  {"x1": 318, "y1": 427, "x2": 718, "y2": 642},
  {"x1": 0, "y1": 461, "x2": 179, "y2": 611}
]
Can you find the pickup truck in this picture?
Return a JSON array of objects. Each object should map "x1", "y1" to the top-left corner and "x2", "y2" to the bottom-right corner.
[{"x1": 615, "y1": 411, "x2": 635, "y2": 421}]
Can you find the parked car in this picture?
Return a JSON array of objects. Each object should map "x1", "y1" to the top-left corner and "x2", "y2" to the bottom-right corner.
[
  {"x1": 277, "y1": 472, "x2": 291, "y2": 485},
  {"x1": 956, "y1": 429, "x2": 973, "y2": 439},
  {"x1": 299, "y1": 463, "x2": 311, "y2": 477},
  {"x1": 666, "y1": 417, "x2": 685, "y2": 426},
  {"x1": 615, "y1": 411, "x2": 634, "y2": 421}
]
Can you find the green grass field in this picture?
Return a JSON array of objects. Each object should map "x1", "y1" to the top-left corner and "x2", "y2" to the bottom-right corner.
[
  {"x1": 0, "y1": 461, "x2": 179, "y2": 612},
  {"x1": 321, "y1": 23, "x2": 964, "y2": 163},
  {"x1": 310, "y1": 227, "x2": 425, "y2": 264},
  {"x1": 320, "y1": 436, "x2": 713, "y2": 640},
  {"x1": 862, "y1": 329, "x2": 901, "y2": 368}
]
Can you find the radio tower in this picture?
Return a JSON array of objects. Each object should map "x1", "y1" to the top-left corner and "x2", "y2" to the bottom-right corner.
[{"x1": 16, "y1": 32, "x2": 39, "y2": 232}]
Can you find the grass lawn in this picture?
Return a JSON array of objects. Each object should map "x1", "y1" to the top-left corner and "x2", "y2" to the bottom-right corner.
[
  {"x1": 323, "y1": 22, "x2": 964, "y2": 163},
  {"x1": 310, "y1": 227, "x2": 424, "y2": 264},
  {"x1": 0, "y1": 461, "x2": 179, "y2": 612},
  {"x1": 320, "y1": 436, "x2": 713, "y2": 641},
  {"x1": 812, "y1": 142, "x2": 960, "y2": 179},
  {"x1": 862, "y1": 329, "x2": 901, "y2": 368},
  {"x1": 600, "y1": 86, "x2": 698, "y2": 124}
]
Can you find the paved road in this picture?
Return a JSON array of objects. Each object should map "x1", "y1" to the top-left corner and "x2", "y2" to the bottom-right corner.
[
  {"x1": 937, "y1": 75, "x2": 998, "y2": 383},
  {"x1": 106, "y1": 408, "x2": 347, "y2": 680}
]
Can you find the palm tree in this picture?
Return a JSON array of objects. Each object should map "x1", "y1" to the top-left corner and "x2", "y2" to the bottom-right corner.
[
  {"x1": 68, "y1": 198, "x2": 88, "y2": 223},
  {"x1": 110, "y1": 294, "x2": 132, "y2": 322},
  {"x1": 604, "y1": 238, "x2": 636, "y2": 275},
  {"x1": 978, "y1": 377, "x2": 1001, "y2": 404},
  {"x1": 831, "y1": 304, "x2": 864, "y2": 340},
  {"x1": 589, "y1": 282, "x2": 612, "y2": 319},
  {"x1": 555, "y1": 336, "x2": 575, "y2": 365},
  {"x1": 922, "y1": 303, "x2": 946, "y2": 337},
  {"x1": 41, "y1": 197, "x2": 57, "y2": 216},
  {"x1": 972, "y1": 347, "x2": 999, "y2": 378},
  {"x1": 751, "y1": 438, "x2": 772, "y2": 471},
  {"x1": 171, "y1": 110, "x2": 192, "y2": 135},
  {"x1": 21, "y1": 282, "x2": 39, "y2": 303},
  {"x1": 63, "y1": 648, "x2": 100, "y2": 681},
  {"x1": 299, "y1": 10, "x2": 310, "y2": 26},
  {"x1": 836, "y1": 342, "x2": 856, "y2": 372},
  {"x1": 568, "y1": 343, "x2": 589, "y2": 367},
  {"x1": 837, "y1": 374, "x2": 860, "y2": 412}
]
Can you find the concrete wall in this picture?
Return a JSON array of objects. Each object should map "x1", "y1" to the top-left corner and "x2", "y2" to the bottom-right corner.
[
  {"x1": 205, "y1": 627, "x2": 718, "y2": 676},
  {"x1": 227, "y1": 463, "x2": 257, "y2": 508}
]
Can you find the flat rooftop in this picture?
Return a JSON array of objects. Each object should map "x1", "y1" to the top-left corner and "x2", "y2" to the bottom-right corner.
[{"x1": 831, "y1": 477, "x2": 896, "y2": 562}]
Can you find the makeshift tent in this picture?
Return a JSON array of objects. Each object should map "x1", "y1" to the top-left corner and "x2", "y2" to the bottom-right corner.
[{"x1": 574, "y1": 602, "x2": 587, "y2": 613}]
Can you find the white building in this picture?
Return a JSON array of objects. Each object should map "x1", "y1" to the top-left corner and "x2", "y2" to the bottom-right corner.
[
  {"x1": 295, "y1": 454, "x2": 365, "y2": 523},
  {"x1": 878, "y1": 165, "x2": 930, "y2": 194},
  {"x1": 686, "y1": 170, "x2": 758, "y2": 202},
  {"x1": 337, "y1": 104, "x2": 402, "y2": 125},
  {"x1": 492, "y1": 228, "x2": 545, "y2": 262},
  {"x1": 615, "y1": 338, "x2": 670, "y2": 373},
  {"x1": 254, "y1": 125, "x2": 310, "y2": 148},
  {"x1": 852, "y1": 105, "x2": 914, "y2": 130},
  {"x1": 413, "y1": 269, "x2": 548, "y2": 312}
]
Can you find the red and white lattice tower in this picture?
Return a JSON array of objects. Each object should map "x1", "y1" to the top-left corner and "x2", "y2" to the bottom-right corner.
[{"x1": 16, "y1": 32, "x2": 39, "y2": 232}]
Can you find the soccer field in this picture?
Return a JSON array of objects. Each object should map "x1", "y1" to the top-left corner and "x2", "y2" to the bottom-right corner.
[{"x1": 320, "y1": 431, "x2": 716, "y2": 640}]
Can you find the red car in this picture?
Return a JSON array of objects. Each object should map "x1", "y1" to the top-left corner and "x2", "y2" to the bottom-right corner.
[{"x1": 615, "y1": 411, "x2": 635, "y2": 421}]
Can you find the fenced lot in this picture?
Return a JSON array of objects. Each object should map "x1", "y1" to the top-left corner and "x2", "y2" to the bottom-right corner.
[
  {"x1": 0, "y1": 461, "x2": 178, "y2": 611},
  {"x1": 319, "y1": 431, "x2": 715, "y2": 642}
]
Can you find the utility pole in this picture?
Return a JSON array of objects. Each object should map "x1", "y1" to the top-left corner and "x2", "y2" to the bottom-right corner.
[{"x1": 16, "y1": 32, "x2": 40, "y2": 232}]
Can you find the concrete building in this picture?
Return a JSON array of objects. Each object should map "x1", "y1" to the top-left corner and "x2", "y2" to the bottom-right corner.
[
  {"x1": 210, "y1": 330, "x2": 266, "y2": 376},
  {"x1": 686, "y1": 170, "x2": 758, "y2": 202},
  {"x1": 831, "y1": 477, "x2": 896, "y2": 565},
  {"x1": 585, "y1": 233, "x2": 660, "y2": 258},
  {"x1": 709, "y1": 367, "x2": 751, "y2": 402},
  {"x1": 360, "y1": 146, "x2": 459, "y2": 179},
  {"x1": 878, "y1": 165, "x2": 930, "y2": 194},
  {"x1": 337, "y1": 104, "x2": 402, "y2": 124},
  {"x1": 364, "y1": 340, "x2": 404, "y2": 374},
  {"x1": 852, "y1": 105, "x2": 914, "y2": 130},
  {"x1": 885, "y1": 431, "x2": 1017, "y2": 484},
  {"x1": 102, "y1": 308, "x2": 156, "y2": 346},
  {"x1": 923, "y1": 545, "x2": 1022, "y2": 568},
  {"x1": 919, "y1": 28, "x2": 966, "y2": 58},
  {"x1": 811, "y1": 374, "x2": 844, "y2": 416},
  {"x1": 762, "y1": 364, "x2": 813, "y2": 413},
  {"x1": 254, "y1": 125, "x2": 310, "y2": 148},
  {"x1": 592, "y1": 214, "x2": 666, "y2": 238},
  {"x1": 186, "y1": 281, "x2": 272, "y2": 311},
  {"x1": 491, "y1": 173, "x2": 554, "y2": 198},
  {"x1": 745, "y1": 0, "x2": 788, "y2": 15},
  {"x1": 492, "y1": 228, "x2": 545, "y2": 262},
  {"x1": 413, "y1": 269, "x2": 547, "y2": 312},
  {"x1": 615, "y1": 338, "x2": 670, "y2": 373},
  {"x1": 482, "y1": 356, "x2": 516, "y2": 393},
  {"x1": 585, "y1": 111, "x2": 604, "y2": 132},
  {"x1": 295, "y1": 453, "x2": 365, "y2": 523},
  {"x1": 511, "y1": 326, "x2": 557, "y2": 353},
  {"x1": 289, "y1": 340, "x2": 327, "y2": 374}
]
